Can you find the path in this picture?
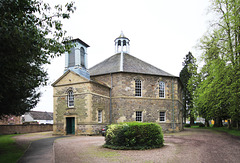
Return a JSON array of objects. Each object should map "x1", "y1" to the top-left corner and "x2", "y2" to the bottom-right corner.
[
  {"x1": 18, "y1": 136, "x2": 64, "y2": 163},
  {"x1": 54, "y1": 128, "x2": 240, "y2": 163}
]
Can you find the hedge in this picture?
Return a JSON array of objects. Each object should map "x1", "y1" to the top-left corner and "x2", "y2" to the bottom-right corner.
[{"x1": 103, "y1": 122, "x2": 164, "y2": 150}]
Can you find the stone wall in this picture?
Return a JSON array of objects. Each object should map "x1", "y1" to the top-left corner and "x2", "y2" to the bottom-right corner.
[
  {"x1": 93, "y1": 72, "x2": 183, "y2": 132},
  {"x1": 0, "y1": 124, "x2": 53, "y2": 135},
  {"x1": 53, "y1": 71, "x2": 110, "y2": 135},
  {"x1": 92, "y1": 72, "x2": 183, "y2": 100}
]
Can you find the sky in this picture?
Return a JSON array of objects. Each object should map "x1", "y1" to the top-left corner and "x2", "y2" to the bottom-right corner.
[{"x1": 34, "y1": 0, "x2": 212, "y2": 112}]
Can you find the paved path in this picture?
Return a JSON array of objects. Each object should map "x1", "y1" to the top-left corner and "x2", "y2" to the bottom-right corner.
[{"x1": 18, "y1": 136, "x2": 64, "y2": 163}]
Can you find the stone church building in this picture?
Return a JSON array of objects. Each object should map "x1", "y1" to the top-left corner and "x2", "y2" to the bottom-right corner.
[{"x1": 52, "y1": 32, "x2": 183, "y2": 135}]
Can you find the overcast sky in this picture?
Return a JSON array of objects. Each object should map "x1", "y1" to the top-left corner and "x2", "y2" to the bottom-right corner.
[{"x1": 34, "y1": 0, "x2": 212, "y2": 112}]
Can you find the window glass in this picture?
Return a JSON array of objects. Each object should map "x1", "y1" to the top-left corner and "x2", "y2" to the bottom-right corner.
[
  {"x1": 69, "y1": 47, "x2": 75, "y2": 67},
  {"x1": 160, "y1": 111, "x2": 165, "y2": 122},
  {"x1": 135, "y1": 79, "x2": 142, "y2": 97},
  {"x1": 136, "y1": 111, "x2": 142, "y2": 122},
  {"x1": 98, "y1": 110, "x2": 102, "y2": 123},
  {"x1": 159, "y1": 82, "x2": 165, "y2": 98},
  {"x1": 68, "y1": 90, "x2": 74, "y2": 107},
  {"x1": 80, "y1": 47, "x2": 85, "y2": 68}
]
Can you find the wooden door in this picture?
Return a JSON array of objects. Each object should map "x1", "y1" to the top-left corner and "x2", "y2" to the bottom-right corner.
[{"x1": 66, "y1": 117, "x2": 75, "y2": 134}]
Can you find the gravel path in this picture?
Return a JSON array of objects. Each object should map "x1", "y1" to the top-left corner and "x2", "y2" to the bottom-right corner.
[{"x1": 54, "y1": 128, "x2": 240, "y2": 163}]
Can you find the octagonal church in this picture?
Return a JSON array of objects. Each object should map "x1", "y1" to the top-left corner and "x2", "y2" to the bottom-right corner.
[{"x1": 52, "y1": 32, "x2": 183, "y2": 135}]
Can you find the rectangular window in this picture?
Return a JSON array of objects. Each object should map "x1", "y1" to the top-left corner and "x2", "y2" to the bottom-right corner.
[
  {"x1": 136, "y1": 111, "x2": 142, "y2": 122},
  {"x1": 159, "y1": 82, "x2": 165, "y2": 98},
  {"x1": 159, "y1": 111, "x2": 166, "y2": 122},
  {"x1": 135, "y1": 79, "x2": 142, "y2": 97},
  {"x1": 98, "y1": 110, "x2": 102, "y2": 123}
]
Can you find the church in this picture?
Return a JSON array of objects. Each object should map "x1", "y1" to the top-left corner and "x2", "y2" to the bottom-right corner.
[{"x1": 52, "y1": 32, "x2": 183, "y2": 135}]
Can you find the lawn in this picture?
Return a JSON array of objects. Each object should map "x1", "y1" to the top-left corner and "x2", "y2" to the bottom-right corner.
[
  {"x1": 185, "y1": 125, "x2": 240, "y2": 137},
  {"x1": 0, "y1": 134, "x2": 25, "y2": 163},
  {"x1": 210, "y1": 127, "x2": 240, "y2": 137}
]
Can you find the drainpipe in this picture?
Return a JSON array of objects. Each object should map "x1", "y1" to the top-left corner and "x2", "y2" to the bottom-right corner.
[
  {"x1": 109, "y1": 73, "x2": 113, "y2": 124},
  {"x1": 172, "y1": 77, "x2": 175, "y2": 130}
]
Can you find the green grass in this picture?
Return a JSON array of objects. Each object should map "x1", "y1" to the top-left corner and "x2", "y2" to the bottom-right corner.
[
  {"x1": 185, "y1": 126, "x2": 240, "y2": 137},
  {"x1": 0, "y1": 134, "x2": 25, "y2": 163},
  {"x1": 210, "y1": 127, "x2": 240, "y2": 137}
]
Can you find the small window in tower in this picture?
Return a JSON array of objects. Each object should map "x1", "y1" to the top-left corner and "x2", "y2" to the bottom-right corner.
[
  {"x1": 117, "y1": 40, "x2": 121, "y2": 46},
  {"x1": 68, "y1": 47, "x2": 75, "y2": 67},
  {"x1": 80, "y1": 47, "x2": 85, "y2": 68},
  {"x1": 135, "y1": 79, "x2": 142, "y2": 97},
  {"x1": 123, "y1": 40, "x2": 126, "y2": 46},
  {"x1": 67, "y1": 90, "x2": 74, "y2": 107}
]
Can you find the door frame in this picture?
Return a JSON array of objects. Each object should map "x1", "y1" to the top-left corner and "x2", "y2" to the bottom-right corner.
[{"x1": 64, "y1": 116, "x2": 76, "y2": 135}]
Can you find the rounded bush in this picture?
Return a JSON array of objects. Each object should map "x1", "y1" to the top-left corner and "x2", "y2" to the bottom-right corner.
[{"x1": 104, "y1": 122, "x2": 164, "y2": 150}]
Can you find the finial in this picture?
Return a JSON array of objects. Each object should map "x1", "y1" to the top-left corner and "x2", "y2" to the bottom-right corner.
[{"x1": 119, "y1": 31, "x2": 125, "y2": 38}]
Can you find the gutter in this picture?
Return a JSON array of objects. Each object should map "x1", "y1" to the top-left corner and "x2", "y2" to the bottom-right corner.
[
  {"x1": 109, "y1": 73, "x2": 113, "y2": 124},
  {"x1": 172, "y1": 77, "x2": 175, "y2": 129}
]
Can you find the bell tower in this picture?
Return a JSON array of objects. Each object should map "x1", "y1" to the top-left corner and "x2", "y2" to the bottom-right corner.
[
  {"x1": 114, "y1": 32, "x2": 130, "y2": 71},
  {"x1": 65, "y1": 38, "x2": 90, "y2": 80},
  {"x1": 114, "y1": 31, "x2": 130, "y2": 54}
]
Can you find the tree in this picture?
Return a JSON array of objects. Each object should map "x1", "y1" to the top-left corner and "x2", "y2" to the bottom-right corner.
[
  {"x1": 180, "y1": 52, "x2": 197, "y2": 125},
  {"x1": 192, "y1": 0, "x2": 240, "y2": 128},
  {"x1": 0, "y1": 0, "x2": 75, "y2": 118}
]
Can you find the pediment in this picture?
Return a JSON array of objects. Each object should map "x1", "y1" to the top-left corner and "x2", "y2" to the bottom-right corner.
[{"x1": 52, "y1": 70, "x2": 89, "y2": 86}]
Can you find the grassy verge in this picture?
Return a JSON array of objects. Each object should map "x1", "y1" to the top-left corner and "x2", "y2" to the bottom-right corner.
[
  {"x1": 210, "y1": 127, "x2": 240, "y2": 137},
  {"x1": 185, "y1": 126, "x2": 240, "y2": 137},
  {"x1": 0, "y1": 134, "x2": 25, "y2": 163}
]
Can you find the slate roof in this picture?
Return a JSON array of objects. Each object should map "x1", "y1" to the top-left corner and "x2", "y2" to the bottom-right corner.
[
  {"x1": 27, "y1": 111, "x2": 53, "y2": 120},
  {"x1": 89, "y1": 53, "x2": 175, "y2": 77}
]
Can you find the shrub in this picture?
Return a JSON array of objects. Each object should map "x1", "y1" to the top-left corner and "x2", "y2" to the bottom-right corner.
[
  {"x1": 198, "y1": 123, "x2": 205, "y2": 127},
  {"x1": 104, "y1": 122, "x2": 164, "y2": 150},
  {"x1": 184, "y1": 124, "x2": 191, "y2": 127}
]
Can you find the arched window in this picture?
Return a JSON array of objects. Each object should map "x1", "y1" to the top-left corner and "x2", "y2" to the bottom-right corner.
[
  {"x1": 135, "y1": 79, "x2": 142, "y2": 97},
  {"x1": 68, "y1": 90, "x2": 74, "y2": 107},
  {"x1": 123, "y1": 40, "x2": 126, "y2": 46},
  {"x1": 68, "y1": 47, "x2": 75, "y2": 67},
  {"x1": 159, "y1": 81, "x2": 165, "y2": 98},
  {"x1": 80, "y1": 47, "x2": 85, "y2": 68},
  {"x1": 117, "y1": 40, "x2": 121, "y2": 46}
]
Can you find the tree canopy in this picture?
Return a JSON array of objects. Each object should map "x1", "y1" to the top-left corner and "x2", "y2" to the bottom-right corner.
[
  {"x1": 190, "y1": 0, "x2": 240, "y2": 127},
  {"x1": 0, "y1": 0, "x2": 75, "y2": 118}
]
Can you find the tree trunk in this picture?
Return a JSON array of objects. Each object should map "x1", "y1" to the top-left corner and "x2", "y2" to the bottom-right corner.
[
  {"x1": 237, "y1": 120, "x2": 240, "y2": 130},
  {"x1": 227, "y1": 119, "x2": 231, "y2": 129},
  {"x1": 214, "y1": 117, "x2": 222, "y2": 127},
  {"x1": 190, "y1": 114, "x2": 194, "y2": 125},
  {"x1": 205, "y1": 119, "x2": 209, "y2": 127}
]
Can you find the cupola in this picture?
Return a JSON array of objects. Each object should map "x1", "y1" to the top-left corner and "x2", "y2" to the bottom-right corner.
[
  {"x1": 114, "y1": 31, "x2": 130, "y2": 54},
  {"x1": 64, "y1": 38, "x2": 90, "y2": 80}
]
